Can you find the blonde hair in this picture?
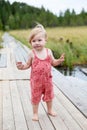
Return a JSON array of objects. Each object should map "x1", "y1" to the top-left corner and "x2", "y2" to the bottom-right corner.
[{"x1": 29, "y1": 24, "x2": 47, "y2": 43}]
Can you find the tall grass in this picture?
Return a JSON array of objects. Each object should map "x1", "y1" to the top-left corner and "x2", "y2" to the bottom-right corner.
[
  {"x1": 0, "y1": 31, "x2": 3, "y2": 48},
  {"x1": 9, "y1": 26, "x2": 87, "y2": 68}
]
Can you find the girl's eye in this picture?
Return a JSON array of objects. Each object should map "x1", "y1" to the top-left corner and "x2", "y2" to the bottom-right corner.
[
  {"x1": 32, "y1": 40, "x2": 35, "y2": 42},
  {"x1": 38, "y1": 39, "x2": 42, "y2": 42}
]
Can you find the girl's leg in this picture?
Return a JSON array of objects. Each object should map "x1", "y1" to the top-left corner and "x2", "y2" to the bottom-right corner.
[
  {"x1": 32, "y1": 104, "x2": 39, "y2": 121},
  {"x1": 46, "y1": 100, "x2": 57, "y2": 116}
]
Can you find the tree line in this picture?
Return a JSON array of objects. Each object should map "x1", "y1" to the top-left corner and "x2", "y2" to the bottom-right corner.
[{"x1": 0, "y1": 0, "x2": 87, "y2": 30}]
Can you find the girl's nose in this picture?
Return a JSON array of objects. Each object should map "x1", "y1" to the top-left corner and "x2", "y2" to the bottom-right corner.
[{"x1": 35, "y1": 41, "x2": 39, "y2": 44}]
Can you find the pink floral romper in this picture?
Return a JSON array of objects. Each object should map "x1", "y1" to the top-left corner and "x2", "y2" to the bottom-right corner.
[{"x1": 30, "y1": 48, "x2": 54, "y2": 104}]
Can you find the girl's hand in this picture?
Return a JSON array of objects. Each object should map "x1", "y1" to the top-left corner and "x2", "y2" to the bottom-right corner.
[
  {"x1": 59, "y1": 53, "x2": 65, "y2": 63},
  {"x1": 16, "y1": 62, "x2": 24, "y2": 69}
]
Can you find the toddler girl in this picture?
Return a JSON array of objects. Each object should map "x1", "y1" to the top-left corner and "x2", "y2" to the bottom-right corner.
[{"x1": 16, "y1": 24, "x2": 65, "y2": 121}]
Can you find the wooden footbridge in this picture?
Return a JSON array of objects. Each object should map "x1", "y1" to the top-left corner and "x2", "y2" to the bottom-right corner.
[{"x1": 0, "y1": 33, "x2": 87, "y2": 130}]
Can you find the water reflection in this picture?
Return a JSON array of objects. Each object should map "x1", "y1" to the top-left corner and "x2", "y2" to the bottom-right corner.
[{"x1": 56, "y1": 66, "x2": 87, "y2": 81}]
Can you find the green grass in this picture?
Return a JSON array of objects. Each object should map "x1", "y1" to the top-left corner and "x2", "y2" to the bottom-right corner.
[{"x1": 9, "y1": 26, "x2": 87, "y2": 69}]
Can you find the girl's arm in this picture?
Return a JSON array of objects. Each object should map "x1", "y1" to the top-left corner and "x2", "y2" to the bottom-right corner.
[
  {"x1": 16, "y1": 50, "x2": 33, "y2": 70},
  {"x1": 49, "y1": 49, "x2": 65, "y2": 66}
]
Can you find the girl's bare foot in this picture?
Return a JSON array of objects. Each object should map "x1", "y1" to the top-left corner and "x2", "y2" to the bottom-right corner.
[
  {"x1": 48, "y1": 111, "x2": 57, "y2": 117},
  {"x1": 32, "y1": 114, "x2": 39, "y2": 121}
]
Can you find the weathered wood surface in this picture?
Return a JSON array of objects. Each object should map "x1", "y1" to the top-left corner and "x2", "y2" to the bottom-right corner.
[
  {"x1": 0, "y1": 53, "x2": 7, "y2": 68},
  {"x1": 0, "y1": 33, "x2": 87, "y2": 130},
  {"x1": 52, "y1": 68, "x2": 87, "y2": 118}
]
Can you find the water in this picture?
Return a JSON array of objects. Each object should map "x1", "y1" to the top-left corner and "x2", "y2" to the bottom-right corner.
[{"x1": 57, "y1": 66, "x2": 87, "y2": 81}]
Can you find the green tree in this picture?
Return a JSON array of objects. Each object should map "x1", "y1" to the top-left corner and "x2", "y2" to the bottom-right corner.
[
  {"x1": 63, "y1": 9, "x2": 71, "y2": 26},
  {"x1": 70, "y1": 9, "x2": 77, "y2": 26},
  {"x1": 15, "y1": 13, "x2": 20, "y2": 29},
  {"x1": 8, "y1": 14, "x2": 15, "y2": 29},
  {"x1": 80, "y1": 8, "x2": 87, "y2": 25},
  {"x1": 58, "y1": 11, "x2": 63, "y2": 26},
  {"x1": 76, "y1": 15, "x2": 84, "y2": 26}
]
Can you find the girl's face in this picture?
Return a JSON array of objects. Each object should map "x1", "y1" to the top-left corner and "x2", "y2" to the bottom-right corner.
[{"x1": 31, "y1": 33, "x2": 46, "y2": 51}]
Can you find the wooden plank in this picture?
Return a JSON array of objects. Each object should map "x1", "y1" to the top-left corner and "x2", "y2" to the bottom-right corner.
[
  {"x1": 16, "y1": 80, "x2": 41, "y2": 130},
  {"x1": 13, "y1": 47, "x2": 26, "y2": 64},
  {"x1": 23, "y1": 44, "x2": 31, "y2": 53},
  {"x1": 0, "y1": 68, "x2": 30, "y2": 80},
  {"x1": 0, "y1": 81, "x2": 2, "y2": 130},
  {"x1": 10, "y1": 81, "x2": 28, "y2": 130},
  {"x1": 7, "y1": 48, "x2": 12, "y2": 67},
  {"x1": 80, "y1": 68, "x2": 87, "y2": 75},
  {"x1": 42, "y1": 96, "x2": 82, "y2": 129},
  {"x1": 52, "y1": 68, "x2": 87, "y2": 118},
  {"x1": 16, "y1": 42, "x2": 28, "y2": 61},
  {"x1": 0, "y1": 48, "x2": 30, "y2": 80},
  {"x1": 23, "y1": 80, "x2": 56, "y2": 130},
  {"x1": 14, "y1": 41, "x2": 28, "y2": 61},
  {"x1": 65, "y1": 77, "x2": 87, "y2": 117},
  {"x1": 54, "y1": 97, "x2": 82, "y2": 130},
  {"x1": 42, "y1": 101, "x2": 68, "y2": 130},
  {"x1": 38, "y1": 102, "x2": 57, "y2": 130},
  {"x1": 2, "y1": 80, "x2": 15, "y2": 130},
  {"x1": 54, "y1": 84, "x2": 87, "y2": 130},
  {"x1": 9, "y1": 48, "x2": 30, "y2": 80},
  {"x1": 1, "y1": 67, "x2": 16, "y2": 80},
  {"x1": 0, "y1": 69, "x2": 3, "y2": 80},
  {"x1": 0, "y1": 54, "x2": 7, "y2": 68}
]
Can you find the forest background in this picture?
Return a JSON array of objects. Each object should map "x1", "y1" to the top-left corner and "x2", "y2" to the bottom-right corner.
[{"x1": 0, "y1": 0, "x2": 87, "y2": 30}]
